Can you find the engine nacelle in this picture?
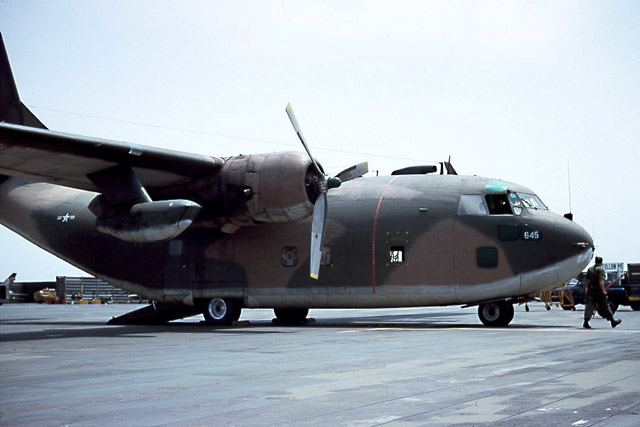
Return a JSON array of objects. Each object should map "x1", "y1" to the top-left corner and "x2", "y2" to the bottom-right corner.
[{"x1": 218, "y1": 151, "x2": 320, "y2": 225}]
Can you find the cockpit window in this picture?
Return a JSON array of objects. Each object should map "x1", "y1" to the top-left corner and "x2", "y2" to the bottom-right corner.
[
  {"x1": 459, "y1": 192, "x2": 529, "y2": 216},
  {"x1": 485, "y1": 194, "x2": 513, "y2": 215},
  {"x1": 508, "y1": 192, "x2": 523, "y2": 215},
  {"x1": 517, "y1": 193, "x2": 548, "y2": 210},
  {"x1": 458, "y1": 195, "x2": 488, "y2": 215}
]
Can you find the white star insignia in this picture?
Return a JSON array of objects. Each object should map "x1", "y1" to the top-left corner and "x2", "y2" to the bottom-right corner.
[{"x1": 57, "y1": 213, "x2": 76, "y2": 223}]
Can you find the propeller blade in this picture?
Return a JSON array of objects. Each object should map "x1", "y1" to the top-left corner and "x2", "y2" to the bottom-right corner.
[
  {"x1": 309, "y1": 192, "x2": 327, "y2": 279},
  {"x1": 336, "y1": 161, "x2": 369, "y2": 182},
  {"x1": 286, "y1": 103, "x2": 323, "y2": 175},
  {"x1": 285, "y1": 103, "x2": 359, "y2": 280}
]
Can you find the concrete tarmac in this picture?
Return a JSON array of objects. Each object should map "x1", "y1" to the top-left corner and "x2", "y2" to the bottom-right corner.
[{"x1": 1, "y1": 303, "x2": 639, "y2": 426}]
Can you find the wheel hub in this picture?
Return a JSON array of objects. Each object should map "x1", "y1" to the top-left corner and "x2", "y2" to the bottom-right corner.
[
  {"x1": 482, "y1": 304, "x2": 500, "y2": 322},
  {"x1": 208, "y1": 298, "x2": 228, "y2": 320}
]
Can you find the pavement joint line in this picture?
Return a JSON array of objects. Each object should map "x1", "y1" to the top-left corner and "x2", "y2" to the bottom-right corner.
[
  {"x1": 375, "y1": 369, "x2": 640, "y2": 427},
  {"x1": 590, "y1": 401, "x2": 640, "y2": 426},
  {"x1": 374, "y1": 367, "x2": 587, "y2": 426},
  {"x1": 283, "y1": 370, "x2": 487, "y2": 426},
  {"x1": 285, "y1": 354, "x2": 626, "y2": 426},
  {"x1": 479, "y1": 371, "x2": 640, "y2": 425}
]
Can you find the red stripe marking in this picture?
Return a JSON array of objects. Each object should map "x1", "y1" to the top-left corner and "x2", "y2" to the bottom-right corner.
[
  {"x1": 606, "y1": 274, "x2": 623, "y2": 291},
  {"x1": 371, "y1": 176, "x2": 399, "y2": 294}
]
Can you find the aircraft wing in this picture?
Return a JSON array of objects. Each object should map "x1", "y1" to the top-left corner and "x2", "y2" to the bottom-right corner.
[{"x1": 0, "y1": 122, "x2": 223, "y2": 192}]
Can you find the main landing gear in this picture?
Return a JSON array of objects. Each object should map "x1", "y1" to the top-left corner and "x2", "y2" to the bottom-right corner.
[
  {"x1": 200, "y1": 298, "x2": 242, "y2": 326},
  {"x1": 478, "y1": 301, "x2": 514, "y2": 327},
  {"x1": 197, "y1": 300, "x2": 310, "y2": 326}
]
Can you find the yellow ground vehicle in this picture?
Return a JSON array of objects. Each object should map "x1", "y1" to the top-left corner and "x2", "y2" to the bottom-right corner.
[{"x1": 33, "y1": 288, "x2": 61, "y2": 304}]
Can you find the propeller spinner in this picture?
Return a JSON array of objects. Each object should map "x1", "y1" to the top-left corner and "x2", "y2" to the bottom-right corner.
[{"x1": 285, "y1": 103, "x2": 368, "y2": 279}]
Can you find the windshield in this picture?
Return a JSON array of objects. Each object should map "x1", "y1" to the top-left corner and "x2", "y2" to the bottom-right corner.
[{"x1": 517, "y1": 193, "x2": 548, "y2": 210}]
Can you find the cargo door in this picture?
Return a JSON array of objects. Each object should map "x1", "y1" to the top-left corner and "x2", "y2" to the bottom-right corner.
[{"x1": 163, "y1": 238, "x2": 193, "y2": 300}]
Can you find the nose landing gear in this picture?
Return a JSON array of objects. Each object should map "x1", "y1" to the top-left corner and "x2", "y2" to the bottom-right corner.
[{"x1": 478, "y1": 301, "x2": 514, "y2": 327}]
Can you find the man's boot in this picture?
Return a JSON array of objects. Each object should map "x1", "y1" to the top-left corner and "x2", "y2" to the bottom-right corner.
[
  {"x1": 611, "y1": 318, "x2": 622, "y2": 328},
  {"x1": 583, "y1": 320, "x2": 591, "y2": 329}
]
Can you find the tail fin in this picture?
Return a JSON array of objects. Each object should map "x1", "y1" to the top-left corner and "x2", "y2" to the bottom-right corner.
[
  {"x1": 2, "y1": 273, "x2": 17, "y2": 287},
  {"x1": 0, "y1": 33, "x2": 47, "y2": 129}
]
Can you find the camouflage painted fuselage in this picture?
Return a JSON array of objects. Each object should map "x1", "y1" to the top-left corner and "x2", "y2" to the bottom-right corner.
[{"x1": 0, "y1": 173, "x2": 593, "y2": 309}]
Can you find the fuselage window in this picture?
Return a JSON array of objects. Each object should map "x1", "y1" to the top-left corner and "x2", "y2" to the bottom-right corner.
[
  {"x1": 458, "y1": 194, "x2": 488, "y2": 215},
  {"x1": 477, "y1": 247, "x2": 498, "y2": 268},
  {"x1": 485, "y1": 194, "x2": 513, "y2": 215}
]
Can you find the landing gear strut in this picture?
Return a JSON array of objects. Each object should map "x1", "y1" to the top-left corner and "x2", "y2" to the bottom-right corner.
[{"x1": 478, "y1": 301, "x2": 514, "y2": 327}]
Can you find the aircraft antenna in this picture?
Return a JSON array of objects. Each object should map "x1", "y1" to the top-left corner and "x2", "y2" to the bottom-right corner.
[{"x1": 567, "y1": 159, "x2": 572, "y2": 214}]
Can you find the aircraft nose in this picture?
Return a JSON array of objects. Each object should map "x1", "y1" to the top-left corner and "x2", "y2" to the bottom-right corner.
[{"x1": 554, "y1": 216, "x2": 594, "y2": 265}]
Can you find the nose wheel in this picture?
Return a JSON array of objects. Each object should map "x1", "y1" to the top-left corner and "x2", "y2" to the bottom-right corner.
[{"x1": 478, "y1": 301, "x2": 514, "y2": 327}]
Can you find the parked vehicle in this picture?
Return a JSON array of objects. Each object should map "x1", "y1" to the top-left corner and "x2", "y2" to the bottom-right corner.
[{"x1": 627, "y1": 263, "x2": 640, "y2": 311}]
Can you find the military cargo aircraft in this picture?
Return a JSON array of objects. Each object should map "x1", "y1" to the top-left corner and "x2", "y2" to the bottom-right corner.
[{"x1": 0, "y1": 34, "x2": 594, "y2": 326}]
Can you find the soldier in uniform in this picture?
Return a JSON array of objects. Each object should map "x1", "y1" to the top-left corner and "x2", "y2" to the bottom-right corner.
[{"x1": 583, "y1": 256, "x2": 622, "y2": 329}]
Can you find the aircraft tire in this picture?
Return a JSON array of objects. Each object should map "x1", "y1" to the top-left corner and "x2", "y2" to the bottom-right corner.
[
  {"x1": 273, "y1": 308, "x2": 309, "y2": 325},
  {"x1": 201, "y1": 298, "x2": 241, "y2": 326},
  {"x1": 478, "y1": 301, "x2": 514, "y2": 327}
]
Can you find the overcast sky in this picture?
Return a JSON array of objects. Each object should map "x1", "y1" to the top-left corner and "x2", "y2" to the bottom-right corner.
[{"x1": 1, "y1": 1, "x2": 638, "y2": 280}]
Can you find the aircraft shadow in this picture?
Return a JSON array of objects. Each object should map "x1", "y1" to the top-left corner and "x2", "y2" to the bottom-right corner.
[
  {"x1": 0, "y1": 321, "x2": 289, "y2": 343},
  {"x1": 0, "y1": 310, "x2": 569, "y2": 343}
]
